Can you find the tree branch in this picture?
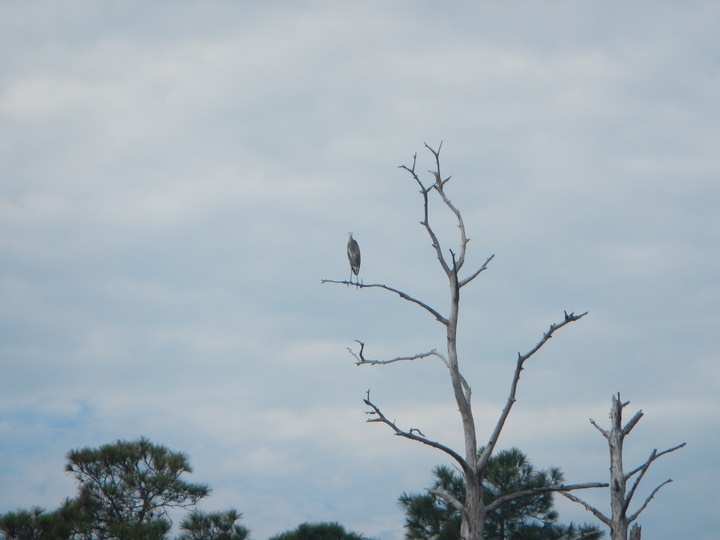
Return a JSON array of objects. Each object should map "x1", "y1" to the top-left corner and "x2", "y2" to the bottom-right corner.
[
  {"x1": 623, "y1": 449, "x2": 656, "y2": 516},
  {"x1": 362, "y1": 396, "x2": 469, "y2": 473},
  {"x1": 399, "y1": 142, "x2": 488, "y2": 285},
  {"x1": 625, "y1": 442, "x2": 686, "y2": 479},
  {"x1": 623, "y1": 442, "x2": 686, "y2": 518},
  {"x1": 559, "y1": 491, "x2": 610, "y2": 526},
  {"x1": 478, "y1": 311, "x2": 588, "y2": 470},
  {"x1": 486, "y1": 482, "x2": 608, "y2": 513},
  {"x1": 398, "y1": 152, "x2": 452, "y2": 277},
  {"x1": 348, "y1": 340, "x2": 443, "y2": 367},
  {"x1": 424, "y1": 142, "x2": 470, "y2": 273},
  {"x1": 320, "y1": 279, "x2": 448, "y2": 325},
  {"x1": 518, "y1": 310, "x2": 589, "y2": 365},
  {"x1": 458, "y1": 254, "x2": 495, "y2": 288},
  {"x1": 428, "y1": 488, "x2": 464, "y2": 512},
  {"x1": 627, "y1": 478, "x2": 674, "y2": 523},
  {"x1": 622, "y1": 410, "x2": 644, "y2": 437},
  {"x1": 589, "y1": 418, "x2": 609, "y2": 439}
]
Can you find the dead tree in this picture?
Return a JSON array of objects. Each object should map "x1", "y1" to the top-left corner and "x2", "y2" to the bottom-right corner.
[
  {"x1": 322, "y1": 143, "x2": 606, "y2": 540},
  {"x1": 560, "y1": 393, "x2": 685, "y2": 540}
]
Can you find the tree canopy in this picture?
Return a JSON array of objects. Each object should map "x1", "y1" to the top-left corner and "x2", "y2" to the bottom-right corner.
[
  {"x1": 178, "y1": 509, "x2": 250, "y2": 540},
  {"x1": 268, "y1": 521, "x2": 372, "y2": 540},
  {"x1": 0, "y1": 500, "x2": 83, "y2": 540},
  {"x1": 0, "y1": 438, "x2": 245, "y2": 540},
  {"x1": 398, "y1": 448, "x2": 603, "y2": 540},
  {"x1": 65, "y1": 437, "x2": 210, "y2": 538}
]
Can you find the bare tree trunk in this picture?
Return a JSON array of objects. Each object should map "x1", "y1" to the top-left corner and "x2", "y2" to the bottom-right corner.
[
  {"x1": 608, "y1": 394, "x2": 629, "y2": 540},
  {"x1": 630, "y1": 523, "x2": 642, "y2": 540},
  {"x1": 447, "y1": 277, "x2": 486, "y2": 539},
  {"x1": 462, "y1": 477, "x2": 485, "y2": 540}
]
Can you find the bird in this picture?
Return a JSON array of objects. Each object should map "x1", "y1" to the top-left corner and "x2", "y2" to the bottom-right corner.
[{"x1": 347, "y1": 232, "x2": 361, "y2": 284}]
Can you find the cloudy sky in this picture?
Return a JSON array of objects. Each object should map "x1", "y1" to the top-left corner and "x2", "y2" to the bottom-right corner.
[{"x1": 1, "y1": 2, "x2": 718, "y2": 539}]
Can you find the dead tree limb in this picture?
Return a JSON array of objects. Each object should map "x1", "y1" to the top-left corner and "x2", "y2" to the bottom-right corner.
[
  {"x1": 478, "y1": 310, "x2": 588, "y2": 471},
  {"x1": 363, "y1": 396, "x2": 469, "y2": 473},
  {"x1": 348, "y1": 340, "x2": 443, "y2": 366},
  {"x1": 625, "y1": 442, "x2": 686, "y2": 479},
  {"x1": 321, "y1": 279, "x2": 449, "y2": 325},
  {"x1": 627, "y1": 478, "x2": 673, "y2": 523},
  {"x1": 428, "y1": 488, "x2": 465, "y2": 512},
  {"x1": 397, "y1": 142, "x2": 493, "y2": 287},
  {"x1": 561, "y1": 491, "x2": 611, "y2": 526}
]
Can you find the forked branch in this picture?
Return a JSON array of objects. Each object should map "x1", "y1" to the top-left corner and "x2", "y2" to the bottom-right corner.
[
  {"x1": 624, "y1": 442, "x2": 686, "y2": 518},
  {"x1": 425, "y1": 143, "x2": 471, "y2": 271},
  {"x1": 398, "y1": 142, "x2": 491, "y2": 284},
  {"x1": 399, "y1": 151, "x2": 451, "y2": 277}
]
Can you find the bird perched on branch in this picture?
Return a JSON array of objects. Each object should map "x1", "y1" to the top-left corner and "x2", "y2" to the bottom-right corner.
[{"x1": 347, "y1": 233, "x2": 361, "y2": 284}]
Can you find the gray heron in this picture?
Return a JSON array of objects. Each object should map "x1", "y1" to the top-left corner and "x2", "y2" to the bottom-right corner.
[{"x1": 347, "y1": 233, "x2": 361, "y2": 283}]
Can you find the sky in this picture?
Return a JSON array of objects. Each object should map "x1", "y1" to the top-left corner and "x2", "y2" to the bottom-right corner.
[{"x1": 1, "y1": 1, "x2": 718, "y2": 539}]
